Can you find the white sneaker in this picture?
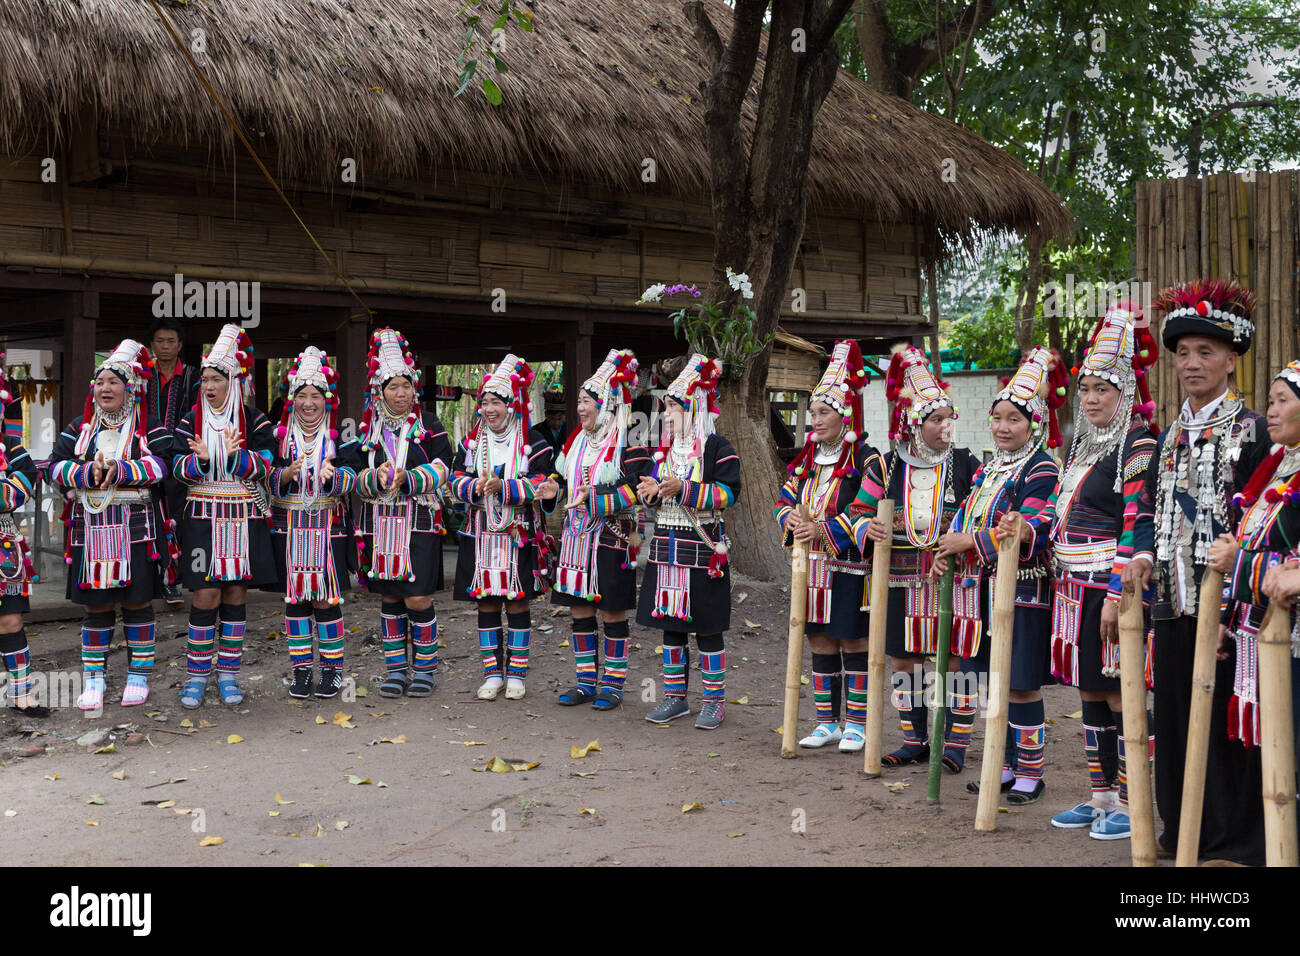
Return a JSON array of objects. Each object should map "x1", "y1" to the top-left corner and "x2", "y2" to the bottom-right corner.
[
  {"x1": 798, "y1": 723, "x2": 843, "y2": 748},
  {"x1": 476, "y1": 677, "x2": 503, "y2": 700},
  {"x1": 838, "y1": 726, "x2": 866, "y2": 752},
  {"x1": 504, "y1": 678, "x2": 525, "y2": 700}
]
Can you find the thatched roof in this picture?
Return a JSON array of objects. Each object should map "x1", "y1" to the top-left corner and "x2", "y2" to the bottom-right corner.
[{"x1": 0, "y1": 0, "x2": 1068, "y2": 243}]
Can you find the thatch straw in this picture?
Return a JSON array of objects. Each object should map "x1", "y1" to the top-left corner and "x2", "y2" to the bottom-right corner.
[{"x1": 0, "y1": 0, "x2": 1068, "y2": 245}]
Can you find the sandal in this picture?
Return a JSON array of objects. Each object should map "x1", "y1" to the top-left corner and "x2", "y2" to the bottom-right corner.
[
  {"x1": 121, "y1": 675, "x2": 149, "y2": 707},
  {"x1": 592, "y1": 688, "x2": 623, "y2": 711},
  {"x1": 881, "y1": 744, "x2": 930, "y2": 767},
  {"x1": 408, "y1": 673, "x2": 437, "y2": 698},
  {"x1": 966, "y1": 775, "x2": 1015, "y2": 795},
  {"x1": 216, "y1": 673, "x2": 243, "y2": 706},
  {"x1": 379, "y1": 670, "x2": 410, "y2": 698},
  {"x1": 9, "y1": 702, "x2": 51, "y2": 718},
  {"x1": 1006, "y1": 779, "x2": 1046, "y2": 805},
  {"x1": 180, "y1": 676, "x2": 208, "y2": 710},
  {"x1": 557, "y1": 684, "x2": 597, "y2": 706}
]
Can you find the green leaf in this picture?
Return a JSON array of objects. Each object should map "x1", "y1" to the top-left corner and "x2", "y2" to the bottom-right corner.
[
  {"x1": 453, "y1": 60, "x2": 479, "y2": 98},
  {"x1": 482, "y1": 77, "x2": 503, "y2": 106}
]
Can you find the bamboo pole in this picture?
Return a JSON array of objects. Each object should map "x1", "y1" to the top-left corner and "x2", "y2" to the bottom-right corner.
[
  {"x1": 975, "y1": 512, "x2": 1023, "y2": 832},
  {"x1": 781, "y1": 504, "x2": 812, "y2": 759},
  {"x1": 1256, "y1": 604, "x2": 1298, "y2": 867},
  {"x1": 1175, "y1": 567, "x2": 1225, "y2": 866},
  {"x1": 863, "y1": 499, "x2": 895, "y2": 776},
  {"x1": 1119, "y1": 589, "x2": 1157, "y2": 866},
  {"x1": 927, "y1": 566, "x2": 956, "y2": 803}
]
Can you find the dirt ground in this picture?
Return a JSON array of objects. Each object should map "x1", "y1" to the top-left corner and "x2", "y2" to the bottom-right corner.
[{"x1": 1, "y1": 570, "x2": 1156, "y2": 867}]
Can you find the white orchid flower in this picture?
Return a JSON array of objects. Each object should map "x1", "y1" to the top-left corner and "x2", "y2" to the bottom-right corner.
[{"x1": 636, "y1": 283, "x2": 667, "y2": 304}]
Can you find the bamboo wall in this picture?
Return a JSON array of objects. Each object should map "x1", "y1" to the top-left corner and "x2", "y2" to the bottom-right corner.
[
  {"x1": 1136, "y1": 170, "x2": 1299, "y2": 424},
  {"x1": 0, "y1": 129, "x2": 925, "y2": 338}
]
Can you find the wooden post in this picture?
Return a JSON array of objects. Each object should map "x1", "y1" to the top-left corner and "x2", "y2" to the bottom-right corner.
[
  {"x1": 975, "y1": 512, "x2": 1023, "y2": 832},
  {"x1": 562, "y1": 318, "x2": 593, "y2": 433},
  {"x1": 1176, "y1": 568, "x2": 1225, "y2": 867},
  {"x1": 927, "y1": 566, "x2": 956, "y2": 803},
  {"x1": 57, "y1": 291, "x2": 99, "y2": 428},
  {"x1": 1257, "y1": 604, "x2": 1299, "y2": 867},
  {"x1": 781, "y1": 504, "x2": 812, "y2": 758},
  {"x1": 1119, "y1": 589, "x2": 1157, "y2": 866},
  {"x1": 334, "y1": 309, "x2": 369, "y2": 434},
  {"x1": 863, "y1": 499, "x2": 895, "y2": 776}
]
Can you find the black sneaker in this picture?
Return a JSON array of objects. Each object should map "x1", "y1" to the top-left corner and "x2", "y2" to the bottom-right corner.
[
  {"x1": 163, "y1": 583, "x2": 184, "y2": 606},
  {"x1": 289, "y1": 666, "x2": 314, "y2": 699},
  {"x1": 315, "y1": 667, "x2": 343, "y2": 699}
]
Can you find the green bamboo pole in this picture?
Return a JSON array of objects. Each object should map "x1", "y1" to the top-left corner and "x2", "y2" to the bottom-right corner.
[{"x1": 927, "y1": 566, "x2": 956, "y2": 804}]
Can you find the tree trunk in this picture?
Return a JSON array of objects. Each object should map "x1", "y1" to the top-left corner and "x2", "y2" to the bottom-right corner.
[
  {"x1": 684, "y1": 0, "x2": 852, "y2": 580},
  {"x1": 1014, "y1": 233, "x2": 1045, "y2": 353}
]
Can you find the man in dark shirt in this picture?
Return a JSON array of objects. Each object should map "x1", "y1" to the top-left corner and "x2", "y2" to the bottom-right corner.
[
  {"x1": 1125, "y1": 279, "x2": 1270, "y2": 864},
  {"x1": 145, "y1": 317, "x2": 200, "y2": 604}
]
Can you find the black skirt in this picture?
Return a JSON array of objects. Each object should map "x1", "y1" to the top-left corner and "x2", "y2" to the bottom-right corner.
[
  {"x1": 452, "y1": 533, "x2": 545, "y2": 602},
  {"x1": 65, "y1": 540, "x2": 163, "y2": 605},
  {"x1": 272, "y1": 529, "x2": 356, "y2": 601},
  {"x1": 357, "y1": 530, "x2": 441, "y2": 597},
  {"x1": 883, "y1": 587, "x2": 914, "y2": 659},
  {"x1": 0, "y1": 593, "x2": 30, "y2": 615},
  {"x1": 804, "y1": 571, "x2": 870, "y2": 642},
  {"x1": 636, "y1": 561, "x2": 731, "y2": 634},
  {"x1": 959, "y1": 581, "x2": 1053, "y2": 692},
  {"x1": 179, "y1": 512, "x2": 280, "y2": 592},
  {"x1": 551, "y1": 544, "x2": 638, "y2": 611},
  {"x1": 1072, "y1": 586, "x2": 1122, "y2": 693}
]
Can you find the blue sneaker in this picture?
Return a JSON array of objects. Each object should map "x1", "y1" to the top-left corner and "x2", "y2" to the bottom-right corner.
[
  {"x1": 1089, "y1": 809, "x2": 1131, "y2": 841},
  {"x1": 1051, "y1": 802, "x2": 1104, "y2": 829}
]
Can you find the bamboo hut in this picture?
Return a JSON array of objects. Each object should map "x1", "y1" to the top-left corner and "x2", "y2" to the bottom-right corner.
[{"x1": 0, "y1": 0, "x2": 1068, "y2": 434}]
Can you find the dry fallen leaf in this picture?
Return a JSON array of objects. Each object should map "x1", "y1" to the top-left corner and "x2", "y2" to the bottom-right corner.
[
  {"x1": 727, "y1": 832, "x2": 746, "y2": 838},
  {"x1": 179, "y1": 718, "x2": 195, "y2": 728},
  {"x1": 744, "y1": 619, "x2": 760, "y2": 628},
  {"x1": 94, "y1": 744, "x2": 117, "y2": 754},
  {"x1": 268, "y1": 811, "x2": 280, "y2": 817},
  {"x1": 226, "y1": 734, "x2": 244, "y2": 745},
  {"x1": 355, "y1": 686, "x2": 368, "y2": 698},
  {"x1": 110, "y1": 770, "x2": 126, "y2": 781},
  {"x1": 44, "y1": 773, "x2": 60, "y2": 781},
  {"x1": 199, "y1": 719, "x2": 217, "y2": 728},
  {"x1": 486, "y1": 756, "x2": 512, "y2": 773},
  {"x1": 800, "y1": 675, "x2": 810, "y2": 685},
  {"x1": 579, "y1": 808, "x2": 597, "y2": 816},
  {"x1": 334, "y1": 820, "x2": 349, "y2": 831},
  {"x1": 882, "y1": 781, "x2": 909, "y2": 793},
  {"x1": 3, "y1": 809, "x2": 15, "y2": 817},
  {"x1": 379, "y1": 734, "x2": 407, "y2": 745},
  {"x1": 574, "y1": 771, "x2": 596, "y2": 778},
  {"x1": 173, "y1": 808, "x2": 191, "y2": 816},
  {"x1": 558, "y1": 640, "x2": 570, "y2": 648},
  {"x1": 376, "y1": 781, "x2": 389, "y2": 788},
  {"x1": 729, "y1": 695, "x2": 749, "y2": 705},
  {"x1": 1065, "y1": 710, "x2": 1083, "y2": 719},
  {"x1": 85, "y1": 820, "x2": 99, "y2": 826},
  {"x1": 346, "y1": 775, "x2": 372, "y2": 785},
  {"x1": 314, "y1": 823, "x2": 326, "y2": 838},
  {"x1": 367, "y1": 712, "x2": 391, "y2": 718},
  {"x1": 570, "y1": 740, "x2": 601, "y2": 759},
  {"x1": 275, "y1": 793, "x2": 296, "y2": 805},
  {"x1": 86, "y1": 795, "x2": 105, "y2": 805},
  {"x1": 199, "y1": 836, "x2": 224, "y2": 846},
  {"x1": 157, "y1": 800, "x2": 176, "y2": 809},
  {"x1": 333, "y1": 712, "x2": 356, "y2": 729},
  {"x1": 509, "y1": 760, "x2": 540, "y2": 771},
  {"x1": 314, "y1": 716, "x2": 327, "y2": 725},
  {"x1": 681, "y1": 802, "x2": 703, "y2": 814},
  {"x1": 654, "y1": 645, "x2": 663, "y2": 654}
]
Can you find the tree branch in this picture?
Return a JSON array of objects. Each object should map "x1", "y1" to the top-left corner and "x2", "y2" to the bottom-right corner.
[
  {"x1": 895, "y1": 0, "x2": 1003, "y2": 97},
  {"x1": 682, "y1": 2, "x2": 723, "y2": 65},
  {"x1": 807, "y1": 0, "x2": 858, "y2": 55}
]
